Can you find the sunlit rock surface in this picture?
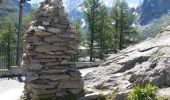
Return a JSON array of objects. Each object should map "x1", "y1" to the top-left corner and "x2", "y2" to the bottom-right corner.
[{"x1": 84, "y1": 26, "x2": 170, "y2": 99}]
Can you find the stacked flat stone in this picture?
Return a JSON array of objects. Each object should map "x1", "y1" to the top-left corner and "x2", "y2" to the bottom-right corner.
[{"x1": 21, "y1": 0, "x2": 83, "y2": 99}]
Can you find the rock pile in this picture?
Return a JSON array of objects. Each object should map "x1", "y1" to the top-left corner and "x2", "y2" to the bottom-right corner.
[
  {"x1": 84, "y1": 26, "x2": 170, "y2": 99},
  {"x1": 21, "y1": 0, "x2": 83, "y2": 99}
]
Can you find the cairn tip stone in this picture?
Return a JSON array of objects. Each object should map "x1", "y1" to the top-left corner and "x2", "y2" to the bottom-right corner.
[{"x1": 21, "y1": 0, "x2": 84, "y2": 99}]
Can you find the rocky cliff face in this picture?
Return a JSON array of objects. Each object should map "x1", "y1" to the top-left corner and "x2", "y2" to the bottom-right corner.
[
  {"x1": 84, "y1": 26, "x2": 170, "y2": 99},
  {"x1": 137, "y1": 0, "x2": 170, "y2": 25}
]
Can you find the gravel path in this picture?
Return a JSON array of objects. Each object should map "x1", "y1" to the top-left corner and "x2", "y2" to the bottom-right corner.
[
  {"x1": 0, "y1": 87, "x2": 24, "y2": 100},
  {"x1": 0, "y1": 79, "x2": 24, "y2": 100},
  {"x1": 80, "y1": 67, "x2": 98, "y2": 77},
  {"x1": 0, "y1": 79, "x2": 24, "y2": 94}
]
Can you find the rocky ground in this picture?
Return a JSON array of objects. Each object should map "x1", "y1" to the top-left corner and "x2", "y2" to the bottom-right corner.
[
  {"x1": 0, "y1": 79, "x2": 24, "y2": 100},
  {"x1": 0, "y1": 79, "x2": 24, "y2": 94},
  {"x1": 84, "y1": 26, "x2": 170, "y2": 99}
]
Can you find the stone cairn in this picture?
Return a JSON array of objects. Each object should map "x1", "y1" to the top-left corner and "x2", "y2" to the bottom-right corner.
[{"x1": 21, "y1": 0, "x2": 84, "y2": 99}]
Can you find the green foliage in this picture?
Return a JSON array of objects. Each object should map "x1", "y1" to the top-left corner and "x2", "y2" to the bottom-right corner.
[
  {"x1": 82, "y1": 0, "x2": 103, "y2": 61},
  {"x1": 72, "y1": 19, "x2": 87, "y2": 61},
  {"x1": 82, "y1": 0, "x2": 118, "y2": 61},
  {"x1": 95, "y1": 3, "x2": 114, "y2": 60},
  {"x1": 128, "y1": 84, "x2": 157, "y2": 100},
  {"x1": 23, "y1": 15, "x2": 33, "y2": 31},
  {"x1": 110, "y1": 0, "x2": 139, "y2": 51},
  {"x1": 0, "y1": 17, "x2": 16, "y2": 46},
  {"x1": 23, "y1": 3, "x2": 38, "y2": 31},
  {"x1": 72, "y1": 19, "x2": 87, "y2": 44},
  {"x1": 82, "y1": 0, "x2": 139, "y2": 61},
  {"x1": 0, "y1": 17, "x2": 17, "y2": 68}
]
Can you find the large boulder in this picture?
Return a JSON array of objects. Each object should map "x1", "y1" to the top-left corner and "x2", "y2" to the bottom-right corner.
[{"x1": 84, "y1": 26, "x2": 170, "y2": 99}]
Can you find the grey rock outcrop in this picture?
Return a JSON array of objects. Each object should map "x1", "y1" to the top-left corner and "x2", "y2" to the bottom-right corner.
[
  {"x1": 21, "y1": 0, "x2": 83, "y2": 99},
  {"x1": 84, "y1": 26, "x2": 170, "y2": 99},
  {"x1": 157, "y1": 88, "x2": 170, "y2": 98}
]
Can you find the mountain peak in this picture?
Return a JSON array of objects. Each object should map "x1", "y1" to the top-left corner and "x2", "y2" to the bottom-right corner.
[{"x1": 137, "y1": 0, "x2": 170, "y2": 25}]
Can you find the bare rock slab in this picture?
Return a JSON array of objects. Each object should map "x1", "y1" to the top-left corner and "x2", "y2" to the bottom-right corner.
[{"x1": 84, "y1": 25, "x2": 170, "y2": 99}]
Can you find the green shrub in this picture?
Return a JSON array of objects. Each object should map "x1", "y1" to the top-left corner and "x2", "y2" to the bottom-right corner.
[{"x1": 128, "y1": 84, "x2": 157, "y2": 100}]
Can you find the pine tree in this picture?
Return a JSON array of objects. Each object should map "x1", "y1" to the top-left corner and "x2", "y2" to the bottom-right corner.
[
  {"x1": 72, "y1": 19, "x2": 86, "y2": 61},
  {"x1": 95, "y1": 3, "x2": 113, "y2": 60},
  {"x1": 111, "y1": 0, "x2": 139, "y2": 51},
  {"x1": 23, "y1": 3, "x2": 39, "y2": 31},
  {"x1": 82, "y1": 0, "x2": 102, "y2": 61},
  {"x1": 0, "y1": 17, "x2": 17, "y2": 69}
]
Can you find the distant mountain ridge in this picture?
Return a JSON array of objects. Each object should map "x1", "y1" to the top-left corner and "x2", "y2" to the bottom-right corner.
[
  {"x1": 136, "y1": 0, "x2": 170, "y2": 40},
  {"x1": 137, "y1": 0, "x2": 170, "y2": 26},
  {"x1": 0, "y1": 0, "x2": 31, "y2": 28},
  {"x1": 9, "y1": 0, "x2": 31, "y2": 13}
]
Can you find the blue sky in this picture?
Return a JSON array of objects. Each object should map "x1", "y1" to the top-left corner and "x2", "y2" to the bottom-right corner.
[
  {"x1": 29, "y1": 0, "x2": 142, "y2": 8},
  {"x1": 128, "y1": 0, "x2": 142, "y2": 4}
]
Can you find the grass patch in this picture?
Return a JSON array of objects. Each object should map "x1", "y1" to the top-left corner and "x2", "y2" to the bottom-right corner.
[{"x1": 128, "y1": 84, "x2": 157, "y2": 100}]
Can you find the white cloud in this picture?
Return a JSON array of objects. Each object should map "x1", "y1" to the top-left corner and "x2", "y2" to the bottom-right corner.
[
  {"x1": 129, "y1": 3, "x2": 139, "y2": 8},
  {"x1": 101, "y1": 0, "x2": 139, "y2": 8},
  {"x1": 77, "y1": 7, "x2": 83, "y2": 12},
  {"x1": 63, "y1": 0, "x2": 68, "y2": 11},
  {"x1": 102, "y1": 0, "x2": 113, "y2": 7},
  {"x1": 81, "y1": 19, "x2": 86, "y2": 28}
]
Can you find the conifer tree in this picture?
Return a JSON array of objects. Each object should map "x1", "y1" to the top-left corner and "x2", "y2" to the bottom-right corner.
[
  {"x1": 111, "y1": 0, "x2": 139, "y2": 51},
  {"x1": 82, "y1": 0, "x2": 102, "y2": 61},
  {"x1": 0, "y1": 17, "x2": 16, "y2": 68},
  {"x1": 95, "y1": 3, "x2": 113, "y2": 59}
]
